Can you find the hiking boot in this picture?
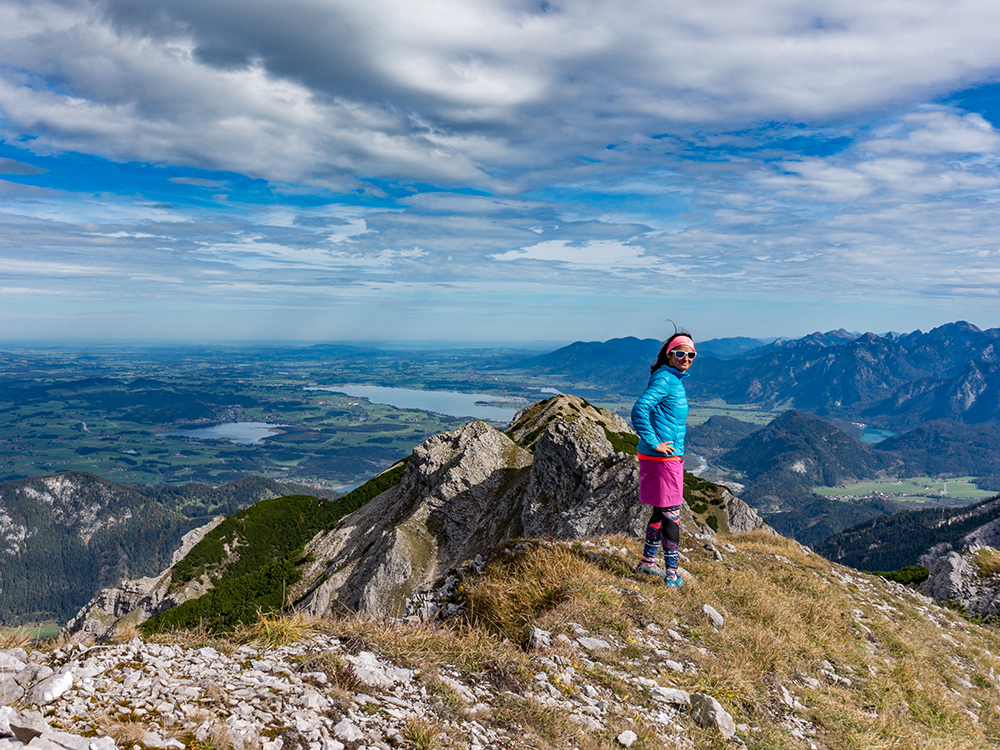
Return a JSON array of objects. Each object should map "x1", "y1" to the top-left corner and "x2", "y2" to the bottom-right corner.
[
  {"x1": 663, "y1": 573, "x2": 685, "y2": 588},
  {"x1": 635, "y1": 561, "x2": 666, "y2": 577}
]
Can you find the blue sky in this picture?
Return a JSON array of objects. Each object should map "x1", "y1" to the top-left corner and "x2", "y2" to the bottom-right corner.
[{"x1": 3, "y1": 0, "x2": 1000, "y2": 344}]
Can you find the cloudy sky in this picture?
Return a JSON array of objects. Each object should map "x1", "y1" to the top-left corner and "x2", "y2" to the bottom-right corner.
[{"x1": 3, "y1": 0, "x2": 1000, "y2": 344}]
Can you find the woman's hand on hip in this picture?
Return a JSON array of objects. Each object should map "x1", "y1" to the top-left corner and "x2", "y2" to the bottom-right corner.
[{"x1": 655, "y1": 441, "x2": 675, "y2": 455}]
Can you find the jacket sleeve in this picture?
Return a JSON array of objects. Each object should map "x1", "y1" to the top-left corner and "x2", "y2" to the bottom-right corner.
[{"x1": 631, "y1": 374, "x2": 668, "y2": 449}]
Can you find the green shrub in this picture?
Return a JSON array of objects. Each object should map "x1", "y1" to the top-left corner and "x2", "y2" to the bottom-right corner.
[
  {"x1": 871, "y1": 566, "x2": 929, "y2": 585},
  {"x1": 604, "y1": 430, "x2": 638, "y2": 455},
  {"x1": 144, "y1": 461, "x2": 410, "y2": 634}
]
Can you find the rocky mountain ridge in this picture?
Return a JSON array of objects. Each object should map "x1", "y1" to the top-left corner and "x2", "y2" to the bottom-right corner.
[
  {"x1": 0, "y1": 473, "x2": 338, "y2": 626},
  {"x1": 7, "y1": 525, "x2": 1000, "y2": 749},
  {"x1": 68, "y1": 396, "x2": 768, "y2": 641}
]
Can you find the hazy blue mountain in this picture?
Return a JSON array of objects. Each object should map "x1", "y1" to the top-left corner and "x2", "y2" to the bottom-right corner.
[
  {"x1": 870, "y1": 419, "x2": 1000, "y2": 476},
  {"x1": 517, "y1": 336, "x2": 661, "y2": 395},
  {"x1": 717, "y1": 410, "x2": 902, "y2": 544},
  {"x1": 863, "y1": 361, "x2": 1000, "y2": 428},
  {"x1": 689, "y1": 333, "x2": 927, "y2": 413},
  {"x1": 696, "y1": 336, "x2": 771, "y2": 359},
  {"x1": 516, "y1": 325, "x2": 998, "y2": 412},
  {"x1": 722, "y1": 410, "x2": 899, "y2": 492},
  {"x1": 686, "y1": 415, "x2": 759, "y2": 458},
  {"x1": 742, "y1": 328, "x2": 860, "y2": 357},
  {"x1": 894, "y1": 320, "x2": 1000, "y2": 376}
]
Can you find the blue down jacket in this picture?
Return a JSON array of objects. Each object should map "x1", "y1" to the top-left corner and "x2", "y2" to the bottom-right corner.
[{"x1": 630, "y1": 365, "x2": 689, "y2": 457}]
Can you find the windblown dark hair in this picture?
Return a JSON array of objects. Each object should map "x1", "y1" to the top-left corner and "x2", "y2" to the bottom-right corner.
[{"x1": 651, "y1": 329, "x2": 693, "y2": 375}]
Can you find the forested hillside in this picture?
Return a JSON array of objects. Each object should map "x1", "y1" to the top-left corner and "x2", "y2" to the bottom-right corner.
[
  {"x1": 0, "y1": 471, "x2": 338, "y2": 625},
  {"x1": 816, "y1": 496, "x2": 1000, "y2": 572}
]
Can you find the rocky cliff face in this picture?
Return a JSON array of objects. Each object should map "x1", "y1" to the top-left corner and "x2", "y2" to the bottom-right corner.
[
  {"x1": 61, "y1": 517, "x2": 226, "y2": 641},
  {"x1": 921, "y1": 513, "x2": 1000, "y2": 618},
  {"x1": 70, "y1": 395, "x2": 769, "y2": 635},
  {"x1": 289, "y1": 395, "x2": 766, "y2": 619}
]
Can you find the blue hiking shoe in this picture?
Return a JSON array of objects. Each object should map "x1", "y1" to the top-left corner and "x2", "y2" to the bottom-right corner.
[
  {"x1": 663, "y1": 573, "x2": 685, "y2": 588},
  {"x1": 635, "y1": 561, "x2": 666, "y2": 577}
]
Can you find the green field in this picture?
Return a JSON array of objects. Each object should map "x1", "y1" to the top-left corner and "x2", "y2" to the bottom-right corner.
[
  {"x1": 0, "y1": 347, "x2": 553, "y2": 488},
  {"x1": 0, "y1": 383, "x2": 465, "y2": 490},
  {"x1": 815, "y1": 476, "x2": 996, "y2": 502},
  {"x1": 1, "y1": 344, "x2": 625, "y2": 489},
  {"x1": 687, "y1": 399, "x2": 782, "y2": 426}
]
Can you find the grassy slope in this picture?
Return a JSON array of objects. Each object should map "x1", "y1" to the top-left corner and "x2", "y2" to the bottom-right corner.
[
  {"x1": 441, "y1": 530, "x2": 1000, "y2": 749},
  {"x1": 98, "y1": 527, "x2": 1000, "y2": 750}
]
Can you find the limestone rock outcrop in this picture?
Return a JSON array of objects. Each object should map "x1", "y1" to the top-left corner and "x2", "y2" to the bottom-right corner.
[
  {"x1": 292, "y1": 420, "x2": 533, "y2": 617},
  {"x1": 915, "y1": 498, "x2": 1000, "y2": 618},
  {"x1": 520, "y1": 417, "x2": 647, "y2": 539},
  {"x1": 62, "y1": 517, "x2": 225, "y2": 641},
  {"x1": 921, "y1": 541, "x2": 1000, "y2": 619}
]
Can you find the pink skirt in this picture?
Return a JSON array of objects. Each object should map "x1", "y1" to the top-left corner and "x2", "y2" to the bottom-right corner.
[{"x1": 639, "y1": 455, "x2": 684, "y2": 508}]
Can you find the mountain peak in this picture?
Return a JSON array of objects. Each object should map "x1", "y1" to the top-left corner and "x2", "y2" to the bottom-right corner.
[
  {"x1": 506, "y1": 393, "x2": 631, "y2": 450},
  {"x1": 68, "y1": 398, "x2": 767, "y2": 638}
]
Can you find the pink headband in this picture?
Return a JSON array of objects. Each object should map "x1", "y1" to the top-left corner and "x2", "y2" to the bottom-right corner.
[{"x1": 665, "y1": 335, "x2": 696, "y2": 354}]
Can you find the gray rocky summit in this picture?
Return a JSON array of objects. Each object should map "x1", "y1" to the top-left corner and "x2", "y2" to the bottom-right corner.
[{"x1": 294, "y1": 395, "x2": 767, "y2": 619}]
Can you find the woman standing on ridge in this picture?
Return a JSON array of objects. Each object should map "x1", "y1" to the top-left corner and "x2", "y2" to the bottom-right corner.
[{"x1": 630, "y1": 330, "x2": 696, "y2": 587}]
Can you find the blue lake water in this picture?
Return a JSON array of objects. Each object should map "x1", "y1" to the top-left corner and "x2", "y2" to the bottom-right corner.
[
  {"x1": 861, "y1": 427, "x2": 898, "y2": 444},
  {"x1": 307, "y1": 385, "x2": 520, "y2": 422},
  {"x1": 162, "y1": 422, "x2": 289, "y2": 445}
]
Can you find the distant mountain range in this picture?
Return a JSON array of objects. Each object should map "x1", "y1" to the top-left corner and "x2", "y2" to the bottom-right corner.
[
  {"x1": 713, "y1": 410, "x2": 901, "y2": 545},
  {"x1": 742, "y1": 328, "x2": 860, "y2": 357},
  {"x1": 696, "y1": 336, "x2": 774, "y2": 359},
  {"x1": 696, "y1": 409, "x2": 1000, "y2": 546},
  {"x1": 517, "y1": 321, "x2": 1000, "y2": 427},
  {"x1": 862, "y1": 360, "x2": 1000, "y2": 428},
  {"x1": 518, "y1": 336, "x2": 661, "y2": 396}
]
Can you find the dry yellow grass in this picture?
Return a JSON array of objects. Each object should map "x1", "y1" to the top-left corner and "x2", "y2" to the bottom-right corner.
[
  {"x1": 125, "y1": 527, "x2": 1000, "y2": 750},
  {"x1": 450, "y1": 530, "x2": 1000, "y2": 749},
  {"x1": 0, "y1": 627, "x2": 33, "y2": 650},
  {"x1": 318, "y1": 614, "x2": 532, "y2": 681},
  {"x1": 976, "y1": 547, "x2": 1000, "y2": 578},
  {"x1": 144, "y1": 622, "x2": 235, "y2": 653},
  {"x1": 90, "y1": 712, "x2": 155, "y2": 745},
  {"x1": 237, "y1": 609, "x2": 315, "y2": 649},
  {"x1": 400, "y1": 715, "x2": 444, "y2": 749}
]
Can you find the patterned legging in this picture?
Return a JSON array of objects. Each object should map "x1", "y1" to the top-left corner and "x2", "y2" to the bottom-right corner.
[{"x1": 641, "y1": 505, "x2": 681, "y2": 573}]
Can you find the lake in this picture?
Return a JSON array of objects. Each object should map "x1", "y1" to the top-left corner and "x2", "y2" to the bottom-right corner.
[
  {"x1": 162, "y1": 422, "x2": 289, "y2": 445},
  {"x1": 861, "y1": 427, "x2": 898, "y2": 445},
  {"x1": 307, "y1": 385, "x2": 520, "y2": 422}
]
